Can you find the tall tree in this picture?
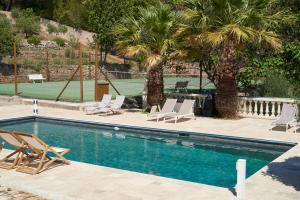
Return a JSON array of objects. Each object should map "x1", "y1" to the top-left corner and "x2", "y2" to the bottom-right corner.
[
  {"x1": 14, "y1": 8, "x2": 40, "y2": 37},
  {"x1": 0, "y1": 14, "x2": 15, "y2": 61},
  {"x1": 85, "y1": 0, "x2": 158, "y2": 62},
  {"x1": 178, "y1": 0, "x2": 291, "y2": 118},
  {"x1": 53, "y1": 0, "x2": 87, "y2": 30},
  {"x1": 114, "y1": 3, "x2": 177, "y2": 106}
]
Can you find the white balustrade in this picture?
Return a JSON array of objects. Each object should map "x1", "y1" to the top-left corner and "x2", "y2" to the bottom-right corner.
[
  {"x1": 239, "y1": 97, "x2": 298, "y2": 119},
  {"x1": 144, "y1": 93, "x2": 298, "y2": 119}
]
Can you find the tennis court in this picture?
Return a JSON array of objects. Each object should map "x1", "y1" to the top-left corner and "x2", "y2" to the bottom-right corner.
[{"x1": 0, "y1": 77, "x2": 214, "y2": 102}]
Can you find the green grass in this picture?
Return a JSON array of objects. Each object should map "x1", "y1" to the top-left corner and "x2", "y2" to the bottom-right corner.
[{"x1": 0, "y1": 77, "x2": 214, "y2": 102}]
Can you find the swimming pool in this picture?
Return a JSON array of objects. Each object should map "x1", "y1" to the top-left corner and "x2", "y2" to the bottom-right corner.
[{"x1": 0, "y1": 116, "x2": 294, "y2": 188}]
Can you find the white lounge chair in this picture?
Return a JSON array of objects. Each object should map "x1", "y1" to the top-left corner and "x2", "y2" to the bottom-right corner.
[
  {"x1": 85, "y1": 94, "x2": 112, "y2": 114},
  {"x1": 98, "y1": 95, "x2": 125, "y2": 115},
  {"x1": 164, "y1": 99, "x2": 196, "y2": 124},
  {"x1": 270, "y1": 103, "x2": 298, "y2": 132},
  {"x1": 0, "y1": 130, "x2": 28, "y2": 170},
  {"x1": 148, "y1": 99, "x2": 177, "y2": 122},
  {"x1": 294, "y1": 122, "x2": 300, "y2": 133}
]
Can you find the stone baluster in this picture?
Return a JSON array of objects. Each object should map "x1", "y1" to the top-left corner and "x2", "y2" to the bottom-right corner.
[
  {"x1": 265, "y1": 101, "x2": 270, "y2": 117},
  {"x1": 243, "y1": 100, "x2": 247, "y2": 116},
  {"x1": 277, "y1": 103, "x2": 282, "y2": 116},
  {"x1": 249, "y1": 100, "x2": 254, "y2": 116},
  {"x1": 254, "y1": 100, "x2": 258, "y2": 116},
  {"x1": 271, "y1": 102, "x2": 276, "y2": 117}
]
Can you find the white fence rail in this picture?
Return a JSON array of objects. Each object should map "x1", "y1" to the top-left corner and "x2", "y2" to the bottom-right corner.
[{"x1": 238, "y1": 97, "x2": 298, "y2": 119}]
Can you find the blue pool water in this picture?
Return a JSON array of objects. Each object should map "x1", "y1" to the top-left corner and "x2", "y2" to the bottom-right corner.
[{"x1": 0, "y1": 117, "x2": 293, "y2": 188}]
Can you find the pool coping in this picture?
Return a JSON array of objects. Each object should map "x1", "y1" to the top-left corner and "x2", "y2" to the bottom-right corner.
[
  {"x1": 0, "y1": 115, "x2": 296, "y2": 148},
  {"x1": 0, "y1": 112, "x2": 300, "y2": 200}
]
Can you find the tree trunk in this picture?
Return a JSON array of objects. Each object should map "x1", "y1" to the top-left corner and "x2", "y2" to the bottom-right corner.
[
  {"x1": 215, "y1": 40, "x2": 239, "y2": 118},
  {"x1": 146, "y1": 64, "x2": 164, "y2": 106},
  {"x1": 5, "y1": 0, "x2": 14, "y2": 11}
]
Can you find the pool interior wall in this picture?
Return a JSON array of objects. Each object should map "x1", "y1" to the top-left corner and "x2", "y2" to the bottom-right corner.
[{"x1": 0, "y1": 116, "x2": 295, "y2": 188}]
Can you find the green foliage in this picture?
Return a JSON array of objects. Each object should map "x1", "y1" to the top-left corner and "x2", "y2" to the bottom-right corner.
[
  {"x1": 114, "y1": 2, "x2": 177, "y2": 67},
  {"x1": 15, "y1": 8, "x2": 40, "y2": 37},
  {"x1": 27, "y1": 35, "x2": 41, "y2": 46},
  {"x1": 53, "y1": 0, "x2": 88, "y2": 30},
  {"x1": 54, "y1": 37, "x2": 65, "y2": 47},
  {"x1": 239, "y1": 42, "x2": 300, "y2": 98},
  {"x1": 85, "y1": 0, "x2": 151, "y2": 53},
  {"x1": 256, "y1": 74, "x2": 296, "y2": 98},
  {"x1": 280, "y1": 42, "x2": 300, "y2": 86},
  {"x1": 58, "y1": 24, "x2": 68, "y2": 33},
  {"x1": 21, "y1": 59, "x2": 42, "y2": 72},
  {"x1": 64, "y1": 48, "x2": 76, "y2": 59},
  {"x1": 11, "y1": 8, "x2": 21, "y2": 18},
  {"x1": 68, "y1": 35, "x2": 79, "y2": 48},
  {"x1": 47, "y1": 23, "x2": 58, "y2": 34},
  {"x1": 0, "y1": 14, "x2": 15, "y2": 60}
]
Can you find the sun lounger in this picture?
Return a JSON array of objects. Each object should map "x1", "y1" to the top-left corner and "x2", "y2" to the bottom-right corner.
[
  {"x1": 164, "y1": 99, "x2": 196, "y2": 124},
  {"x1": 85, "y1": 94, "x2": 112, "y2": 114},
  {"x1": 14, "y1": 132, "x2": 70, "y2": 175},
  {"x1": 175, "y1": 81, "x2": 189, "y2": 93},
  {"x1": 270, "y1": 103, "x2": 298, "y2": 132},
  {"x1": 97, "y1": 95, "x2": 125, "y2": 115},
  {"x1": 148, "y1": 99, "x2": 177, "y2": 122},
  {"x1": 294, "y1": 122, "x2": 300, "y2": 133},
  {"x1": 0, "y1": 130, "x2": 28, "y2": 170}
]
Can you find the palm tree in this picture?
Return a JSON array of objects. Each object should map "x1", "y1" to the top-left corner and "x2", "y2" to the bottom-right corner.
[
  {"x1": 113, "y1": 3, "x2": 177, "y2": 106},
  {"x1": 178, "y1": 0, "x2": 287, "y2": 118}
]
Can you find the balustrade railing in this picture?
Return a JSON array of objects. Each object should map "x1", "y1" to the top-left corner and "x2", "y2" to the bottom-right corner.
[
  {"x1": 238, "y1": 97, "x2": 298, "y2": 119},
  {"x1": 149, "y1": 93, "x2": 299, "y2": 119}
]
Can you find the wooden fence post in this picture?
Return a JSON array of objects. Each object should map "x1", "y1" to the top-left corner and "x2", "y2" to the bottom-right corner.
[
  {"x1": 79, "y1": 43, "x2": 83, "y2": 102},
  {"x1": 13, "y1": 42, "x2": 18, "y2": 95},
  {"x1": 94, "y1": 44, "x2": 99, "y2": 101}
]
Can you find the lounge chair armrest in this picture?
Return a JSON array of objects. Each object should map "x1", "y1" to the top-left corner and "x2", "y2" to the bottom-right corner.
[{"x1": 288, "y1": 119, "x2": 298, "y2": 126}]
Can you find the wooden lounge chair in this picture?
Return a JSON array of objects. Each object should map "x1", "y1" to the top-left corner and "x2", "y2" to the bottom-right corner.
[
  {"x1": 148, "y1": 99, "x2": 177, "y2": 122},
  {"x1": 270, "y1": 103, "x2": 298, "y2": 132},
  {"x1": 85, "y1": 94, "x2": 112, "y2": 114},
  {"x1": 164, "y1": 99, "x2": 196, "y2": 124},
  {"x1": 98, "y1": 95, "x2": 125, "y2": 115},
  {"x1": 14, "y1": 132, "x2": 70, "y2": 175},
  {"x1": 0, "y1": 130, "x2": 28, "y2": 170}
]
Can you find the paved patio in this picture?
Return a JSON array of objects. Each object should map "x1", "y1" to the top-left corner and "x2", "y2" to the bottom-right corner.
[{"x1": 0, "y1": 101, "x2": 299, "y2": 200}]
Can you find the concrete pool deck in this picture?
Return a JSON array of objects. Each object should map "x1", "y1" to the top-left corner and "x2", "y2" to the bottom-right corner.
[{"x1": 0, "y1": 103, "x2": 300, "y2": 200}]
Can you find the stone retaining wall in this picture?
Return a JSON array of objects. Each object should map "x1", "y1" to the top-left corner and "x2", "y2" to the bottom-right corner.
[{"x1": 0, "y1": 64, "x2": 94, "y2": 83}]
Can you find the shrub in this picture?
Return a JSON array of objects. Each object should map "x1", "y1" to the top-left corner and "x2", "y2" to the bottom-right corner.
[
  {"x1": 64, "y1": 48, "x2": 76, "y2": 59},
  {"x1": 53, "y1": 58, "x2": 62, "y2": 65},
  {"x1": 27, "y1": 35, "x2": 41, "y2": 46},
  {"x1": 256, "y1": 73, "x2": 295, "y2": 98},
  {"x1": 15, "y1": 8, "x2": 40, "y2": 37},
  {"x1": 58, "y1": 25, "x2": 68, "y2": 33},
  {"x1": 47, "y1": 23, "x2": 58, "y2": 34},
  {"x1": 11, "y1": 8, "x2": 20, "y2": 19},
  {"x1": 54, "y1": 37, "x2": 65, "y2": 47},
  {"x1": 68, "y1": 35, "x2": 79, "y2": 48},
  {"x1": 0, "y1": 15, "x2": 15, "y2": 61}
]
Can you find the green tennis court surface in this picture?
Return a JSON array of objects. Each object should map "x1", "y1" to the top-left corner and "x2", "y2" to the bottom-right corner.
[{"x1": 0, "y1": 77, "x2": 214, "y2": 102}]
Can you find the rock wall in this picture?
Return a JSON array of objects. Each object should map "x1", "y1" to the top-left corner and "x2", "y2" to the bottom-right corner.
[{"x1": 0, "y1": 64, "x2": 95, "y2": 83}]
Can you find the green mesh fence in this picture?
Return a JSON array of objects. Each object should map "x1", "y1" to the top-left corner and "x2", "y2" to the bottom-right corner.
[{"x1": 0, "y1": 77, "x2": 214, "y2": 102}]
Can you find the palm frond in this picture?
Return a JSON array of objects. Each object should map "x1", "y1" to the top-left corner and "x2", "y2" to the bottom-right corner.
[{"x1": 144, "y1": 54, "x2": 163, "y2": 67}]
